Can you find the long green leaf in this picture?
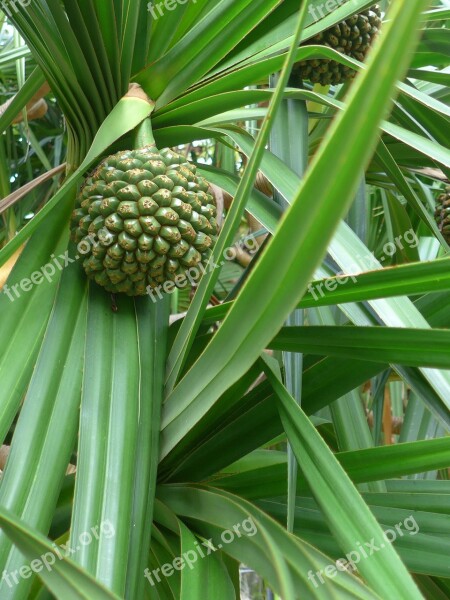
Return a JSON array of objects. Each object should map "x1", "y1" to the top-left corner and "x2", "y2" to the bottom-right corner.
[
  {"x1": 214, "y1": 437, "x2": 450, "y2": 498},
  {"x1": 164, "y1": 1, "x2": 310, "y2": 392},
  {"x1": 0, "y1": 508, "x2": 119, "y2": 600},
  {"x1": 157, "y1": 487, "x2": 380, "y2": 599},
  {"x1": 269, "y1": 326, "x2": 450, "y2": 370},
  {"x1": 263, "y1": 356, "x2": 423, "y2": 599},
  {"x1": 70, "y1": 288, "x2": 140, "y2": 596},
  {"x1": 0, "y1": 253, "x2": 87, "y2": 599},
  {"x1": 161, "y1": 0, "x2": 430, "y2": 458},
  {"x1": 125, "y1": 296, "x2": 170, "y2": 600},
  {"x1": 0, "y1": 199, "x2": 72, "y2": 444}
]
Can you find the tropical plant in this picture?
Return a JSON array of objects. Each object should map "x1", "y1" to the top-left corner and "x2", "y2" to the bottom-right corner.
[{"x1": 0, "y1": 0, "x2": 449, "y2": 599}]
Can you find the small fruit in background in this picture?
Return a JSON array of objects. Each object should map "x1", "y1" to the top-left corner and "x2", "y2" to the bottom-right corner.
[
  {"x1": 435, "y1": 186, "x2": 450, "y2": 244},
  {"x1": 294, "y1": 5, "x2": 382, "y2": 85}
]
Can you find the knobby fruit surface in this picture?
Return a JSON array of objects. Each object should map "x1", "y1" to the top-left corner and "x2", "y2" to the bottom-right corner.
[
  {"x1": 435, "y1": 187, "x2": 450, "y2": 244},
  {"x1": 71, "y1": 146, "x2": 218, "y2": 296},
  {"x1": 294, "y1": 5, "x2": 382, "y2": 85}
]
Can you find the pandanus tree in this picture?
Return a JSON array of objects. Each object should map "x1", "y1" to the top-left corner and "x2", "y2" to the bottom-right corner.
[{"x1": 0, "y1": 0, "x2": 449, "y2": 598}]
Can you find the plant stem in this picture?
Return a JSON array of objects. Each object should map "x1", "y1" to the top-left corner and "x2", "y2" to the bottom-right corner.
[{"x1": 134, "y1": 117, "x2": 155, "y2": 148}]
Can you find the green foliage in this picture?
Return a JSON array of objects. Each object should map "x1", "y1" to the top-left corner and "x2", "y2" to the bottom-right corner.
[{"x1": 0, "y1": 1, "x2": 449, "y2": 599}]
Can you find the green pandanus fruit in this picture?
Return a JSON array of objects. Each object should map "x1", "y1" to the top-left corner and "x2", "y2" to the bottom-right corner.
[
  {"x1": 70, "y1": 121, "x2": 218, "y2": 296},
  {"x1": 435, "y1": 186, "x2": 450, "y2": 245},
  {"x1": 294, "y1": 5, "x2": 382, "y2": 85}
]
